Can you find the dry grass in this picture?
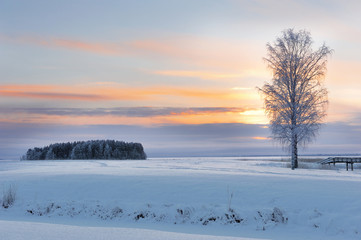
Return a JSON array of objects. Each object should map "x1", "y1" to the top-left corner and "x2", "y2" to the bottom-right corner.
[
  {"x1": 285, "y1": 162, "x2": 336, "y2": 170},
  {"x1": 298, "y1": 158, "x2": 325, "y2": 163},
  {"x1": 2, "y1": 184, "x2": 16, "y2": 208},
  {"x1": 278, "y1": 157, "x2": 325, "y2": 163},
  {"x1": 278, "y1": 157, "x2": 324, "y2": 163}
]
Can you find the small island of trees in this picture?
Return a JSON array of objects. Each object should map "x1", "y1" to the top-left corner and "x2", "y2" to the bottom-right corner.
[{"x1": 22, "y1": 140, "x2": 147, "y2": 160}]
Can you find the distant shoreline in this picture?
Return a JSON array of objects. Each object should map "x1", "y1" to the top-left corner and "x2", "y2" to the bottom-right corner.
[{"x1": 2, "y1": 153, "x2": 361, "y2": 162}]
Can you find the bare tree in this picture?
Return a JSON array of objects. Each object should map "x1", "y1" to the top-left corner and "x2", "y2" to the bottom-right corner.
[{"x1": 258, "y1": 29, "x2": 332, "y2": 169}]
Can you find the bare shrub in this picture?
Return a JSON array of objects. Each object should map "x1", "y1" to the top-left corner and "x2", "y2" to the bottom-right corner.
[
  {"x1": 2, "y1": 184, "x2": 16, "y2": 208},
  {"x1": 227, "y1": 186, "x2": 234, "y2": 212}
]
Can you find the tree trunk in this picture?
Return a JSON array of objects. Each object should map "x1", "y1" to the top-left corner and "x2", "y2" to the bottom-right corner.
[{"x1": 291, "y1": 133, "x2": 298, "y2": 170}]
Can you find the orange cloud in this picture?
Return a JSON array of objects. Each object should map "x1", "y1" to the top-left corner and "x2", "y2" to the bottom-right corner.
[
  {"x1": 0, "y1": 107, "x2": 254, "y2": 126},
  {"x1": 0, "y1": 84, "x2": 245, "y2": 102},
  {"x1": 252, "y1": 136, "x2": 270, "y2": 140},
  {"x1": 140, "y1": 87, "x2": 235, "y2": 99},
  {"x1": 152, "y1": 70, "x2": 244, "y2": 80}
]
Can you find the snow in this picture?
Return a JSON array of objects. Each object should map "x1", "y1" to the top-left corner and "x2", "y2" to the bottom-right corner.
[
  {"x1": 0, "y1": 157, "x2": 361, "y2": 239},
  {"x1": 0, "y1": 220, "x2": 257, "y2": 240}
]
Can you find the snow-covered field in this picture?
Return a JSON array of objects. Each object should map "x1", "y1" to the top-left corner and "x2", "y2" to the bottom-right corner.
[{"x1": 1, "y1": 157, "x2": 360, "y2": 240}]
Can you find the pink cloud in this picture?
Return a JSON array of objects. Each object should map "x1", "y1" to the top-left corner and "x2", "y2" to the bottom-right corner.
[
  {"x1": 0, "y1": 35, "x2": 122, "y2": 55},
  {"x1": 0, "y1": 34, "x2": 263, "y2": 72}
]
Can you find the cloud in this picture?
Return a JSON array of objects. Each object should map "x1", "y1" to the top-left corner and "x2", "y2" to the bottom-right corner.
[
  {"x1": 0, "y1": 34, "x2": 265, "y2": 72},
  {"x1": 252, "y1": 136, "x2": 271, "y2": 140},
  {"x1": 0, "y1": 84, "x2": 244, "y2": 102},
  {"x1": 50, "y1": 39, "x2": 121, "y2": 55},
  {"x1": 0, "y1": 122, "x2": 274, "y2": 159},
  {"x1": 151, "y1": 70, "x2": 244, "y2": 80},
  {"x1": 0, "y1": 121, "x2": 361, "y2": 159},
  {"x1": 232, "y1": 87, "x2": 252, "y2": 90},
  {"x1": 91, "y1": 82, "x2": 119, "y2": 86},
  {"x1": 0, "y1": 106, "x2": 263, "y2": 126},
  {"x1": 0, "y1": 85, "x2": 107, "y2": 101},
  {"x1": 3, "y1": 120, "x2": 361, "y2": 160},
  {"x1": 127, "y1": 37, "x2": 264, "y2": 71},
  {"x1": 0, "y1": 84, "x2": 265, "y2": 125},
  {"x1": 0, "y1": 35, "x2": 122, "y2": 55},
  {"x1": 0, "y1": 107, "x2": 248, "y2": 117},
  {"x1": 0, "y1": 90, "x2": 105, "y2": 101}
]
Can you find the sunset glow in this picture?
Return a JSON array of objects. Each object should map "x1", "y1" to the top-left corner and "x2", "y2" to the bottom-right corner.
[{"x1": 1, "y1": 0, "x2": 361, "y2": 158}]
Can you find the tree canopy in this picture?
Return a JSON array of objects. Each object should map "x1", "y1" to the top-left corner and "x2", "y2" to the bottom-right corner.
[{"x1": 23, "y1": 140, "x2": 147, "y2": 160}]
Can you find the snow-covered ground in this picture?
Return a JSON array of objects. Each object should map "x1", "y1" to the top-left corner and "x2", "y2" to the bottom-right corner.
[{"x1": 1, "y1": 157, "x2": 360, "y2": 239}]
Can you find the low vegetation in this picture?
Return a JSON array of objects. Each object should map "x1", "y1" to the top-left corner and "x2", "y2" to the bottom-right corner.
[{"x1": 2, "y1": 184, "x2": 16, "y2": 208}]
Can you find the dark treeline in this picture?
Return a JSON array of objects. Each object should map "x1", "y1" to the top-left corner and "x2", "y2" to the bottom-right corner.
[{"x1": 23, "y1": 140, "x2": 147, "y2": 160}]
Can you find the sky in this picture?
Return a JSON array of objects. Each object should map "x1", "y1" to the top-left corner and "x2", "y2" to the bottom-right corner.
[{"x1": 1, "y1": 0, "x2": 361, "y2": 159}]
